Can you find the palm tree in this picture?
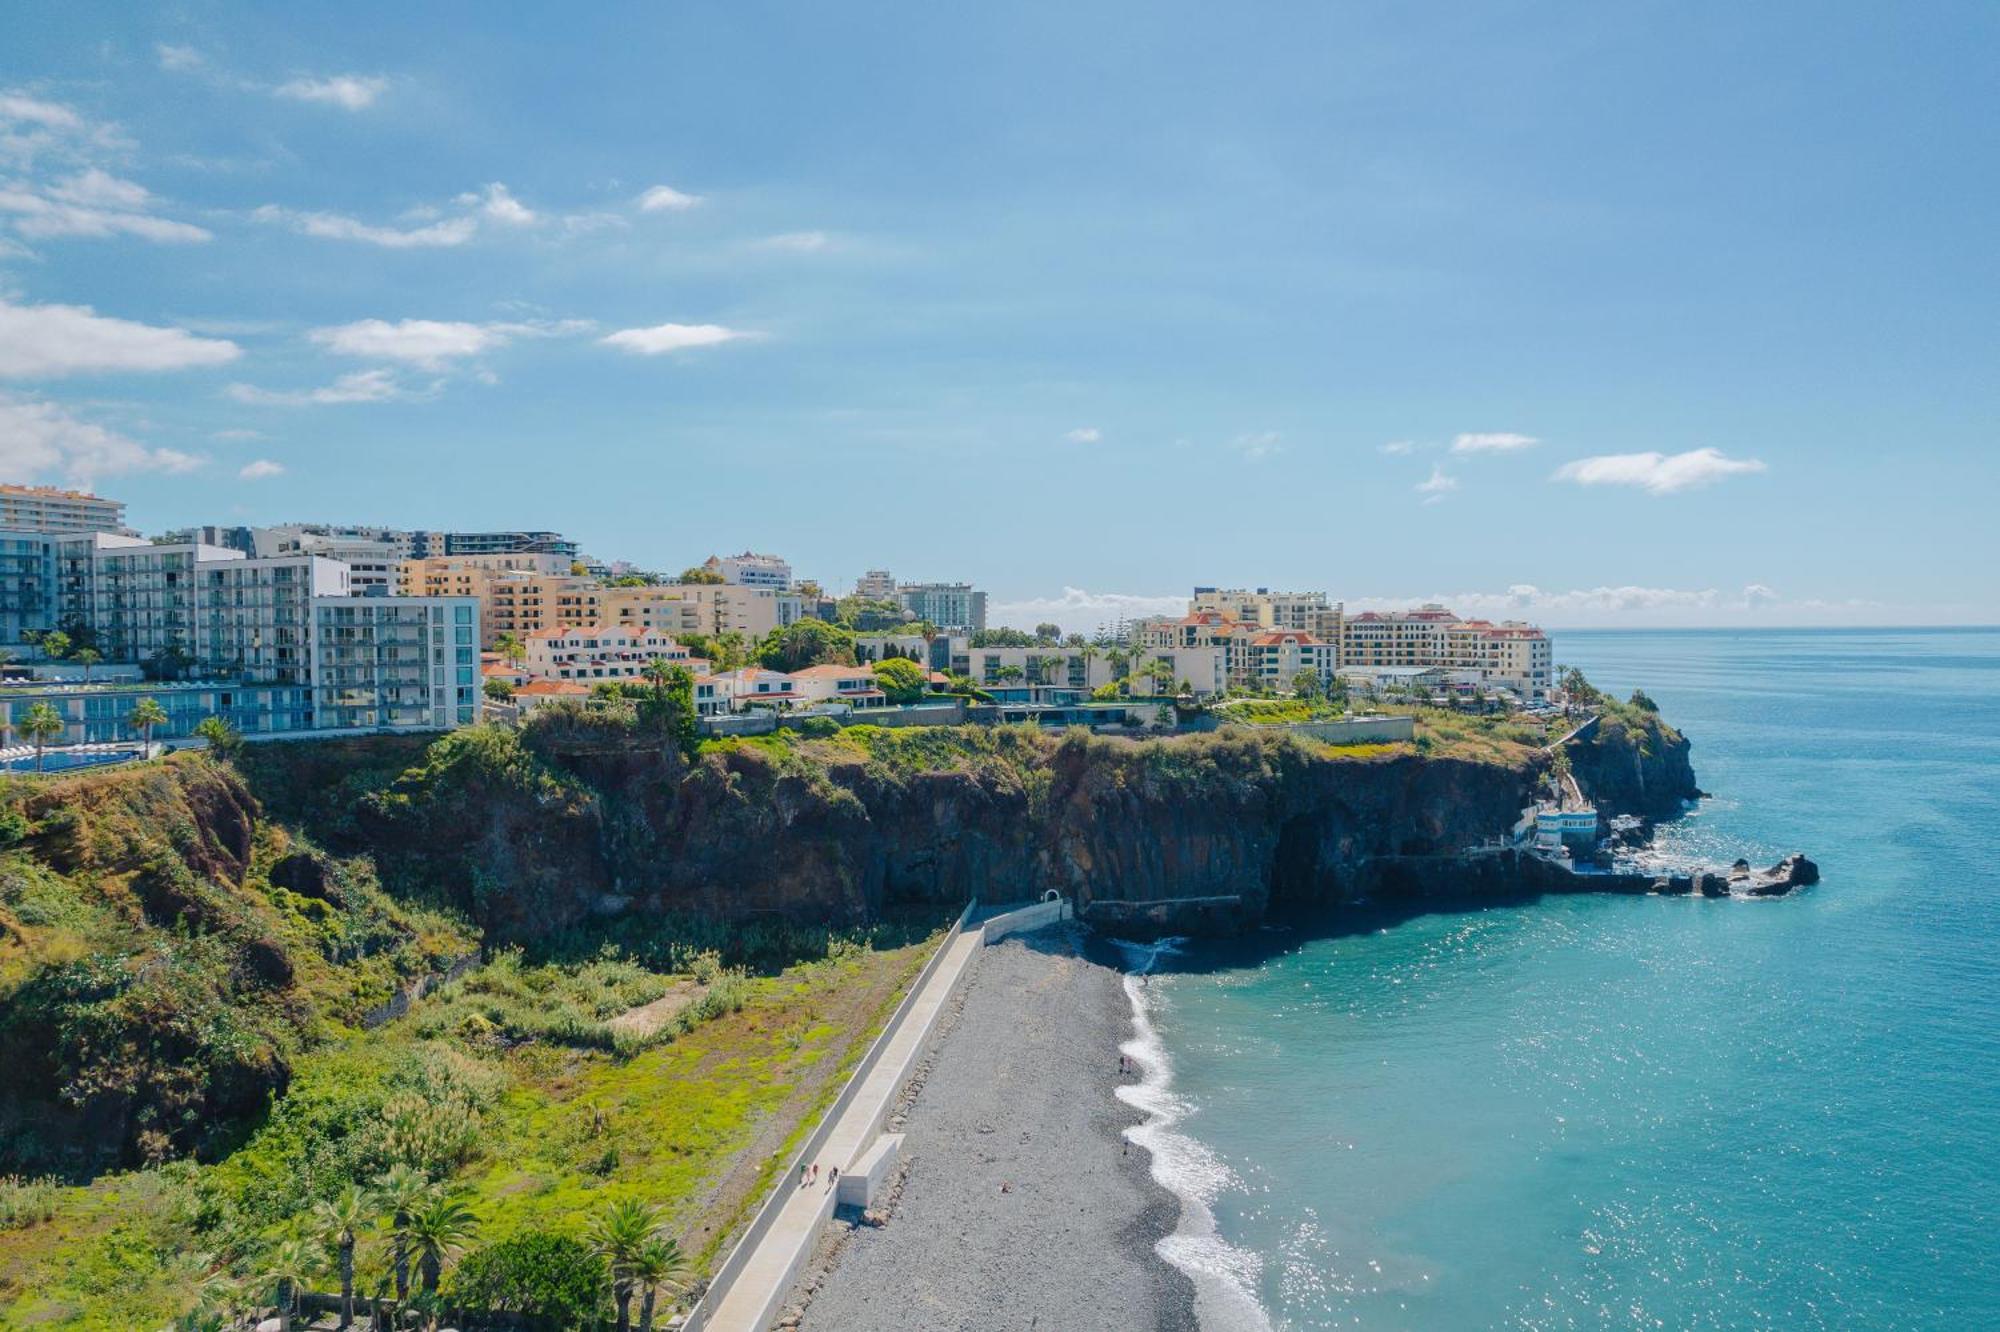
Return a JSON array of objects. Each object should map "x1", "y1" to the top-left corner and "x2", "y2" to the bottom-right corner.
[
  {"x1": 313, "y1": 1183, "x2": 373, "y2": 1328},
  {"x1": 128, "y1": 696, "x2": 169, "y2": 753},
  {"x1": 404, "y1": 1192, "x2": 478, "y2": 1294},
  {"x1": 629, "y1": 1236, "x2": 693, "y2": 1332},
  {"x1": 262, "y1": 1238, "x2": 319, "y2": 1332},
  {"x1": 39, "y1": 629, "x2": 69, "y2": 662},
  {"x1": 589, "y1": 1198, "x2": 663, "y2": 1332},
  {"x1": 72, "y1": 646, "x2": 101, "y2": 682},
  {"x1": 494, "y1": 630, "x2": 526, "y2": 669},
  {"x1": 18, "y1": 702, "x2": 64, "y2": 772},
  {"x1": 373, "y1": 1164, "x2": 432, "y2": 1301}
]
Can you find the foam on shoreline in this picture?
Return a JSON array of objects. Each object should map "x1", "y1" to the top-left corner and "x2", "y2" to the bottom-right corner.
[{"x1": 1114, "y1": 937, "x2": 1274, "y2": 1332}]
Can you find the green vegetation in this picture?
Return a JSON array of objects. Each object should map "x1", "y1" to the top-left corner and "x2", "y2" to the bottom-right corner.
[
  {"x1": 871, "y1": 655, "x2": 928, "y2": 704},
  {"x1": 0, "y1": 738, "x2": 944, "y2": 1329}
]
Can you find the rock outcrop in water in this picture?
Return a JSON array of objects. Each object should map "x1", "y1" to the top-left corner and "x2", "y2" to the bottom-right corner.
[{"x1": 1566, "y1": 705, "x2": 1701, "y2": 822}]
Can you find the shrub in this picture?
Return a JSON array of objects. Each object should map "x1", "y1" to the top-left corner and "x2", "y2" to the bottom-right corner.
[
  {"x1": 450, "y1": 1230, "x2": 608, "y2": 1324},
  {"x1": 0, "y1": 1173, "x2": 58, "y2": 1228}
]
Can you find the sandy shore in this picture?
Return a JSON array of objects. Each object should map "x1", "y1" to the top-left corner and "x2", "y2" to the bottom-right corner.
[{"x1": 795, "y1": 924, "x2": 1198, "y2": 1332}]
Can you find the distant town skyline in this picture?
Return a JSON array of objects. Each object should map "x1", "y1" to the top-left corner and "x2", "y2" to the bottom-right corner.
[{"x1": 2, "y1": 4, "x2": 1994, "y2": 629}]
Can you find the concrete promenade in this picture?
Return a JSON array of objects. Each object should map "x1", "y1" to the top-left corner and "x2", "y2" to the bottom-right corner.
[{"x1": 696, "y1": 925, "x2": 986, "y2": 1332}]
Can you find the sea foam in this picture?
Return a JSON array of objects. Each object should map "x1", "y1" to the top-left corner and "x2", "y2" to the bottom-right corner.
[{"x1": 1114, "y1": 937, "x2": 1274, "y2": 1332}]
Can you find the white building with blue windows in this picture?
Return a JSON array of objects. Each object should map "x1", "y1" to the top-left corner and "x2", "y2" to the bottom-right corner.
[{"x1": 0, "y1": 527, "x2": 479, "y2": 742}]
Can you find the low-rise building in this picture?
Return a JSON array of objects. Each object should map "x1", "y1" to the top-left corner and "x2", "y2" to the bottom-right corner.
[
  {"x1": 521, "y1": 624, "x2": 702, "y2": 683},
  {"x1": 940, "y1": 637, "x2": 1227, "y2": 696},
  {"x1": 706, "y1": 666, "x2": 800, "y2": 710},
  {"x1": 788, "y1": 663, "x2": 888, "y2": 709}
]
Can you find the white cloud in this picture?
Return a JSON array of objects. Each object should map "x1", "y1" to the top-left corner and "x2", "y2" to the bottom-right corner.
[
  {"x1": 459, "y1": 182, "x2": 536, "y2": 226},
  {"x1": 1552, "y1": 447, "x2": 1767, "y2": 495},
  {"x1": 0, "y1": 391, "x2": 206, "y2": 483},
  {"x1": 307, "y1": 316, "x2": 590, "y2": 368},
  {"x1": 1065, "y1": 426, "x2": 1102, "y2": 444},
  {"x1": 310, "y1": 318, "x2": 506, "y2": 367},
  {"x1": 1379, "y1": 439, "x2": 1416, "y2": 455},
  {"x1": 225, "y1": 368, "x2": 416, "y2": 406},
  {"x1": 755, "y1": 230, "x2": 830, "y2": 252},
  {"x1": 253, "y1": 204, "x2": 476, "y2": 248},
  {"x1": 0, "y1": 186, "x2": 212, "y2": 242},
  {"x1": 1231, "y1": 430, "x2": 1283, "y2": 461},
  {"x1": 1451, "y1": 431, "x2": 1539, "y2": 454},
  {"x1": 636, "y1": 184, "x2": 700, "y2": 212},
  {"x1": 989, "y1": 586, "x2": 1190, "y2": 636},
  {"x1": 274, "y1": 75, "x2": 387, "y2": 111},
  {"x1": 1339, "y1": 582, "x2": 1910, "y2": 627},
  {"x1": 156, "y1": 44, "x2": 204, "y2": 72},
  {"x1": 238, "y1": 458, "x2": 284, "y2": 480},
  {"x1": 48, "y1": 168, "x2": 149, "y2": 210},
  {"x1": 0, "y1": 156, "x2": 210, "y2": 244},
  {"x1": 1415, "y1": 463, "x2": 1458, "y2": 503},
  {"x1": 600, "y1": 322, "x2": 749, "y2": 355},
  {"x1": 0, "y1": 298, "x2": 241, "y2": 377},
  {"x1": 0, "y1": 93, "x2": 82, "y2": 134}
]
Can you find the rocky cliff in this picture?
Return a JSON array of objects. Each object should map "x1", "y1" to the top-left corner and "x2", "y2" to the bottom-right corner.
[
  {"x1": 1565, "y1": 704, "x2": 1701, "y2": 822},
  {"x1": 253, "y1": 720, "x2": 1554, "y2": 939}
]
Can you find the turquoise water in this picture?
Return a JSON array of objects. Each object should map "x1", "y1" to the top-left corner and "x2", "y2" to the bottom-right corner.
[{"x1": 1136, "y1": 629, "x2": 2000, "y2": 1330}]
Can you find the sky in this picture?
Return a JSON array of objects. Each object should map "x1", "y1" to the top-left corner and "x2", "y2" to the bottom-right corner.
[{"x1": 1, "y1": 2, "x2": 1995, "y2": 633}]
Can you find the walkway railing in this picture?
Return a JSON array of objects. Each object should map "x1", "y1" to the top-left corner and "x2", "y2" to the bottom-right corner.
[{"x1": 682, "y1": 898, "x2": 978, "y2": 1332}]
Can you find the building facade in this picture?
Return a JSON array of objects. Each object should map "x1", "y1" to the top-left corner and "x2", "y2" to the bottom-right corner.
[
  {"x1": 1342, "y1": 605, "x2": 1552, "y2": 699},
  {"x1": 0, "y1": 485, "x2": 129, "y2": 535},
  {"x1": 0, "y1": 528, "x2": 478, "y2": 736},
  {"x1": 704, "y1": 550, "x2": 794, "y2": 590},
  {"x1": 897, "y1": 581, "x2": 987, "y2": 633},
  {"x1": 520, "y1": 624, "x2": 702, "y2": 683}
]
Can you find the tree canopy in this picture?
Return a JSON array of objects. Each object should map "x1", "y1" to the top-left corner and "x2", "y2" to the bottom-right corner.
[{"x1": 758, "y1": 619, "x2": 857, "y2": 672}]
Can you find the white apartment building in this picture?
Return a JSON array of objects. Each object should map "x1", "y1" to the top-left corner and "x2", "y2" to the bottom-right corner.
[
  {"x1": 705, "y1": 550, "x2": 794, "y2": 590},
  {"x1": 521, "y1": 624, "x2": 703, "y2": 683},
  {"x1": 854, "y1": 569, "x2": 898, "y2": 600},
  {"x1": 897, "y1": 581, "x2": 987, "y2": 633},
  {"x1": 0, "y1": 485, "x2": 128, "y2": 535},
  {"x1": 255, "y1": 529, "x2": 402, "y2": 596},
  {"x1": 1245, "y1": 629, "x2": 1339, "y2": 690},
  {"x1": 0, "y1": 529, "x2": 478, "y2": 735},
  {"x1": 1342, "y1": 605, "x2": 1552, "y2": 699}
]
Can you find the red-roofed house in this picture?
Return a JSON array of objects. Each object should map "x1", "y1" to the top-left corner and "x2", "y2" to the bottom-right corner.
[{"x1": 789, "y1": 663, "x2": 889, "y2": 709}]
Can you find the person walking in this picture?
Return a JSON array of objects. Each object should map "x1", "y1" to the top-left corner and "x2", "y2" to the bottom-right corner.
[{"x1": 827, "y1": 1166, "x2": 840, "y2": 1191}]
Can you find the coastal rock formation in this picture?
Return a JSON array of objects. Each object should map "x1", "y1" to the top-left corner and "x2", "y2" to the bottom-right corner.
[
  {"x1": 1735, "y1": 854, "x2": 1821, "y2": 896},
  {"x1": 1566, "y1": 706, "x2": 1701, "y2": 822}
]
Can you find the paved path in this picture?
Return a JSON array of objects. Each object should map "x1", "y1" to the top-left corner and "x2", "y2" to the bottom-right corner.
[{"x1": 701, "y1": 927, "x2": 986, "y2": 1332}]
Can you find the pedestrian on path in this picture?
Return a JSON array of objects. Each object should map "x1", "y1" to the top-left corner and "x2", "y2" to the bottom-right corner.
[{"x1": 827, "y1": 1165, "x2": 840, "y2": 1191}]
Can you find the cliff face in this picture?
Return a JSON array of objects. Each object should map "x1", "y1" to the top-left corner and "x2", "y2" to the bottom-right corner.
[
  {"x1": 296, "y1": 724, "x2": 1550, "y2": 938},
  {"x1": 1566, "y1": 707, "x2": 1700, "y2": 821}
]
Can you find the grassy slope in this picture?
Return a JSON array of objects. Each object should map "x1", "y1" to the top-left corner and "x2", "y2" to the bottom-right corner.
[{"x1": 0, "y1": 747, "x2": 945, "y2": 1330}]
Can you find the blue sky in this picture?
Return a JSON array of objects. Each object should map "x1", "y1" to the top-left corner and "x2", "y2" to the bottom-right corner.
[{"x1": 1, "y1": 2, "x2": 1994, "y2": 630}]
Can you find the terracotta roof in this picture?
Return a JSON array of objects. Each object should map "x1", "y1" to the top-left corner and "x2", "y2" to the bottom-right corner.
[{"x1": 515, "y1": 679, "x2": 590, "y2": 697}]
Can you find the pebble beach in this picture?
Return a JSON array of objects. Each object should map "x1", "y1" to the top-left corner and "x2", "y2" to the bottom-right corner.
[{"x1": 796, "y1": 925, "x2": 1197, "y2": 1332}]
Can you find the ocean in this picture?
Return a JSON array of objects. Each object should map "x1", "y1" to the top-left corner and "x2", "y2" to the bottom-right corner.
[{"x1": 1122, "y1": 628, "x2": 2000, "y2": 1331}]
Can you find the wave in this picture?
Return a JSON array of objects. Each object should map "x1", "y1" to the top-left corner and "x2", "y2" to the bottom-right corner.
[{"x1": 1113, "y1": 937, "x2": 1274, "y2": 1332}]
